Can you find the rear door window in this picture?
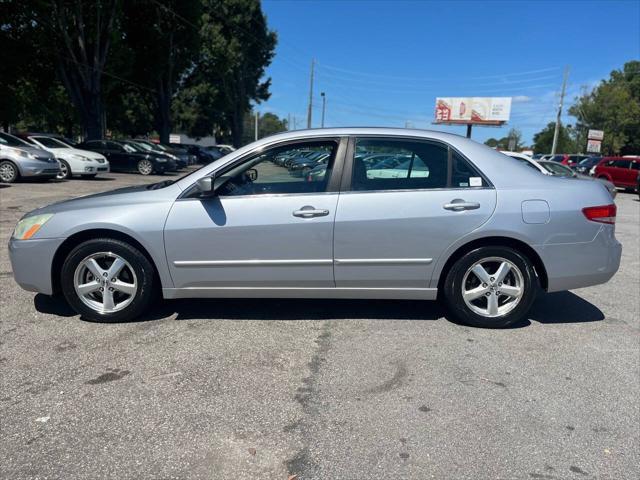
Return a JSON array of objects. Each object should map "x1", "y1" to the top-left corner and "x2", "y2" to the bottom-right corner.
[{"x1": 350, "y1": 138, "x2": 486, "y2": 191}]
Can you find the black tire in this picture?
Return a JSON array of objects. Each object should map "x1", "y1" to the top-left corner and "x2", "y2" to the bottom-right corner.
[
  {"x1": 61, "y1": 238, "x2": 156, "y2": 322},
  {"x1": 57, "y1": 159, "x2": 72, "y2": 179},
  {"x1": 0, "y1": 160, "x2": 19, "y2": 183},
  {"x1": 443, "y1": 246, "x2": 538, "y2": 328},
  {"x1": 137, "y1": 159, "x2": 153, "y2": 175}
]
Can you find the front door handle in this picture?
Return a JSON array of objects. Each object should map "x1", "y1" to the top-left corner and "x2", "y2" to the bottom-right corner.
[
  {"x1": 443, "y1": 199, "x2": 481, "y2": 211},
  {"x1": 293, "y1": 205, "x2": 330, "y2": 218}
]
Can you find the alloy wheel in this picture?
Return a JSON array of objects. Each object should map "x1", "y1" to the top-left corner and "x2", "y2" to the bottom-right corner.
[
  {"x1": 138, "y1": 159, "x2": 153, "y2": 175},
  {"x1": 73, "y1": 252, "x2": 138, "y2": 314},
  {"x1": 0, "y1": 162, "x2": 16, "y2": 182},
  {"x1": 57, "y1": 161, "x2": 69, "y2": 179},
  {"x1": 461, "y1": 256, "x2": 524, "y2": 318}
]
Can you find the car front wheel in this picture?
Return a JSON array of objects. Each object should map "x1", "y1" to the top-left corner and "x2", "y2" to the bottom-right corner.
[
  {"x1": 61, "y1": 238, "x2": 156, "y2": 322},
  {"x1": 0, "y1": 160, "x2": 19, "y2": 183},
  {"x1": 443, "y1": 247, "x2": 538, "y2": 328},
  {"x1": 57, "y1": 160, "x2": 71, "y2": 179}
]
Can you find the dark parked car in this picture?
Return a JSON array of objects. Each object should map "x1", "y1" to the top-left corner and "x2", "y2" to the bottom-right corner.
[
  {"x1": 169, "y1": 143, "x2": 217, "y2": 164},
  {"x1": 77, "y1": 140, "x2": 175, "y2": 175},
  {"x1": 594, "y1": 157, "x2": 640, "y2": 191},
  {"x1": 133, "y1": 140, "x2": 192, "y2": 169},
  {"x1": 575, "y1": 156, "x2": 602, "y2": 175}
]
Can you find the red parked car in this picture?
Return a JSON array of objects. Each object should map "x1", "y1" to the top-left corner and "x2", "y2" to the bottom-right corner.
[{"x1": 594, "y1": 156, "x2": 640, "y2": 191}]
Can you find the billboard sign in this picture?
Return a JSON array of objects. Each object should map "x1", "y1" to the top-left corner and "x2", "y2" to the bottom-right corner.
[
  {"x1": 435, "y1": 97, "x2": 512, "y2": 124},
  {"x1": 587, "y1": 129, "x2": 604, "y2": 141},
  {"x1": 586, "y1": 139, "x2": 602, "y2": 153}
]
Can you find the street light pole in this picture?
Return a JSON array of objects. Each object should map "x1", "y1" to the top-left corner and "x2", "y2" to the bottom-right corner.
[
  {"x1": 254, "y1": 111, "x2": 259, "y2": 141},
  {"x1": 551, "y1": 66, "x2": 570, "y2": 155},
  {"x1": 320, "y1": 92, "x2": 326, "y2": 128},
  {"x1": 306, "y1": 59, "x2": 315, "y2": 129}
]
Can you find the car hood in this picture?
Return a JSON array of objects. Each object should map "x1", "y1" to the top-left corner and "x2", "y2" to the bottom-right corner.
[
  {"x1": 1, "y1": 145, "x2": 56, "y2": 160},
  {"x1": 48, "y1": 147, "x2": 106, "y2": 161},
  {"x1": 27, "y1": 182, "x2": 182, "y2": 217}
]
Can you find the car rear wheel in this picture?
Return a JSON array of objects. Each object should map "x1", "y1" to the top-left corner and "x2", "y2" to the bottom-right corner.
[
  {"x1": 443, "y1": 247, "x2": 538, "y2": 328},
  {"x1": 61, "y1": 238, "x2": 156, "y2": 322},
  {"x1": 57, "y1": 160, "x2": 71, "y2": 179},
  {"x1": 137, "y1": 159, "x2": 153, "y2": 175},
  {"x1": 0, "y1": 161, "x2": 19, "y2": 183}
]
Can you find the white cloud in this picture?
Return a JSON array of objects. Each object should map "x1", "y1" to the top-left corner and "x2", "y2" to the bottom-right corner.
[{"x1": 512, "y1": 95, "x2": 532, "y2": 103}]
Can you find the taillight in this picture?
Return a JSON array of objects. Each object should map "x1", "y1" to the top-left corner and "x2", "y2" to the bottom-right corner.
[{"x1": 582, "y1": 204, "x2": 616, "y2": 224}]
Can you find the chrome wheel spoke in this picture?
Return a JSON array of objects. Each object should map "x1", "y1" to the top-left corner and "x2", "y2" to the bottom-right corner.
[
  {"x1": 487, "y1": 293, "x2": 499, "y2": 316},
  {"x1": 500, "y1": 284, "x2": 522, "y2": 298},
  {"x1": 84, "y1": 258, "x2": 105, "y2": 279},
  {"x1": 494, "y1": 261, "x2": 511, "y2": 283},
  {"x1": 463, "y1": 285, "x2": 489, "y2": 301},
  {"x1": 77, "y1": 282, "x2": 100, "y2": 296},
  {"x1": 471, "y1": 264, "x2": 491, "y2": 284},
  {"x1": 112, "y1": 280, "x2": 136, "y2": 295},
  {"x1": 108, "y1": 257, "x2": 126, "y2": 278},
  {"x1": 102, "y1": 288, "x2": 115, "y2": 310}
]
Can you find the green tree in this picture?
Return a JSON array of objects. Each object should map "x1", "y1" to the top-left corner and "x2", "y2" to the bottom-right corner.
[
  {"x1": 121, "y1": 0, "x2": 202, "y2": 143},
  {"x1": 532, "y1": 122, "x2": 577, "y2": 154},
  {"x1": 569, "y1": 61, "x2": 640, "y2": 155},
  {"x1": 239, "y1": 111, "x2": 287, "y2": 145},
  {"x1": 192, "y1": 0, "x2": 277, "y2": 147}
]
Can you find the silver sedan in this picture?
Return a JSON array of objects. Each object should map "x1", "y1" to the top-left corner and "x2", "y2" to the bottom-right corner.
[{"x1": 8, "y1": 128, "x2": 622, "y2": 328}]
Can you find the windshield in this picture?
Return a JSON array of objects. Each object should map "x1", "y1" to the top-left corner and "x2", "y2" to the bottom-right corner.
[
  {"x1": 0, "y1": 132, "x2": 30, "y2": 147},
  {"x1": 119, "y1": 141, "x2": 143, "y2": 153},
  {"x1": 33, "y1": 137, "x2": 69, "y2": 148},
  {"x1": 579, "y1": 157, "x2": 600, "y2": 166},
  {"x1": 133, "y1": 141, "x2": 154, "y2": 152},
  {"x1": 540, "y1": 161, "x2": 574, "y2": 177}
]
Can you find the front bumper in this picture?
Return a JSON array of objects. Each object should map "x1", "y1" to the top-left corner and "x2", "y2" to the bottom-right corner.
[
  {"x1": 536, "y1": 226, "x2": 622, "y2": 292},
  {"x1": 81, "y1": 163, "x2": 110, "y2": 175},
  {"x1": 18, "y1": 159, "x2": 61, "y2": 178},
  {"x1": 8, "y1": 237, "x2": 65, "y2": 295}
]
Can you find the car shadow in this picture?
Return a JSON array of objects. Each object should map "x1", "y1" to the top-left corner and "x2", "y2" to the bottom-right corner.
[
  {"x1": 527, "y1": 291, "x2": 605, "y2": 324},
  {"x1": 34, "y1": 290, "x2": 605, "y2": 327}
]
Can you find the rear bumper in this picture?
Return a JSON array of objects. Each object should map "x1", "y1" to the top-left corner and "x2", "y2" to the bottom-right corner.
[
  {"x1": 8, "y1": 237, "x2": 64, "y2": 295},
  {"x1": 535, "y1": 226, "x2": 622, "y2": 292}
]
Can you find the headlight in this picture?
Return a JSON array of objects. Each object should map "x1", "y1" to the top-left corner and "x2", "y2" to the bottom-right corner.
[
  {"x1": 71, "y1": 154, "x2": 90, "y2": 162},
  {"x1": 13, "y1": 214, "x2": 54, "y2": 240},
  {"x1": 14, "y1": 148, "x2": 36, "y2": 160},
  {"x1": 155, "y1": 156, "x2": 167, "y2": 163}
]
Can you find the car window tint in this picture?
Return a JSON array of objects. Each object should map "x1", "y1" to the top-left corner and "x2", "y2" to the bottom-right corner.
[
  {"x1": 452, "y1": 151, "x2": 485, "y2": 187},
  {"x1": 631, "y1": 162, "x2": 640, "y2": 170},
  {"x1": 351, "y1": 138, "x2": 448, "y2": 191},
  {"x1": 613, "y1": 160, "x2": 631, "y2": 168},
  {"x1": 216, "y1": 141, "x2": 337, "y2": 197}
]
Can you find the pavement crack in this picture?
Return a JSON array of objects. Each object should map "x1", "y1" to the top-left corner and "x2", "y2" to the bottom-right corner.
[{"x1": 286, "y1": 321, "x2": 333, "y2": 479}]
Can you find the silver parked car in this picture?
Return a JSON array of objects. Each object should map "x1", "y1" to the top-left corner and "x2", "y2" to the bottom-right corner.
[
  {"x1": 9, "y1": 128, "x2": 621, "y2": 328},
  {"x1": 0, "y1": 132, "x2": 61, "y2": 183}
]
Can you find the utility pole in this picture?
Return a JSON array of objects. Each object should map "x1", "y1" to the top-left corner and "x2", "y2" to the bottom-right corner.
[
  {"x1": 288, "y1": 113, "x2": 291, "y2": 131},
  {"x1": 306, "y1": 59, "x2": 315, "y2": 129},
  {"x1": 551, "y1": 66, "x2": 570, "y2": 155},
  {"x1": 320, "y1": 92, "x2": 326, "y2": 128},
  {"x1": 254, "y1": 111, "x2": 259, "y2": 141}
]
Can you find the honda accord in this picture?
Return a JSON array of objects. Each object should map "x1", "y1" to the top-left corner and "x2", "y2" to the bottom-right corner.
[{"x1": 8, "y1": 128, "x2": 621, "y2": 328}]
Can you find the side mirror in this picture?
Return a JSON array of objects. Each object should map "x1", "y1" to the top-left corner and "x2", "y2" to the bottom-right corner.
[
  {"x1": 246, "y1": 168, "x2": 258, "y2": 181},
  {"x1": 196, "y1": 175, "x2": 215, "y2": 196}
]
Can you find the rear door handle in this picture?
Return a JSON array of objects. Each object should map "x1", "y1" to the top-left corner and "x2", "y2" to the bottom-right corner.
[
  {"x1": 293, "y1": 206, "x2": 330, "y2": 218},
  {"x1": 443, "y1": 200, "x2": 480, "y2": 211}
]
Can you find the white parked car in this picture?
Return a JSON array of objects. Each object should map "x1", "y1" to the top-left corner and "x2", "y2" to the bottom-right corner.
[{"x1": 24, "y1": 136, "x2": 110, "y2": 179}]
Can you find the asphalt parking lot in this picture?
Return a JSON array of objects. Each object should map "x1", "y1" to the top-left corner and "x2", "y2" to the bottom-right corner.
[{"x1": 1, "y1": 171, "x2": 638, "y2": 480}]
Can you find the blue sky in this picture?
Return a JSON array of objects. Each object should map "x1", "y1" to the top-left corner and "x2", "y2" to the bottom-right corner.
[{"x1": 259, "y1": 0, "x2": 640, "y2": 145}]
